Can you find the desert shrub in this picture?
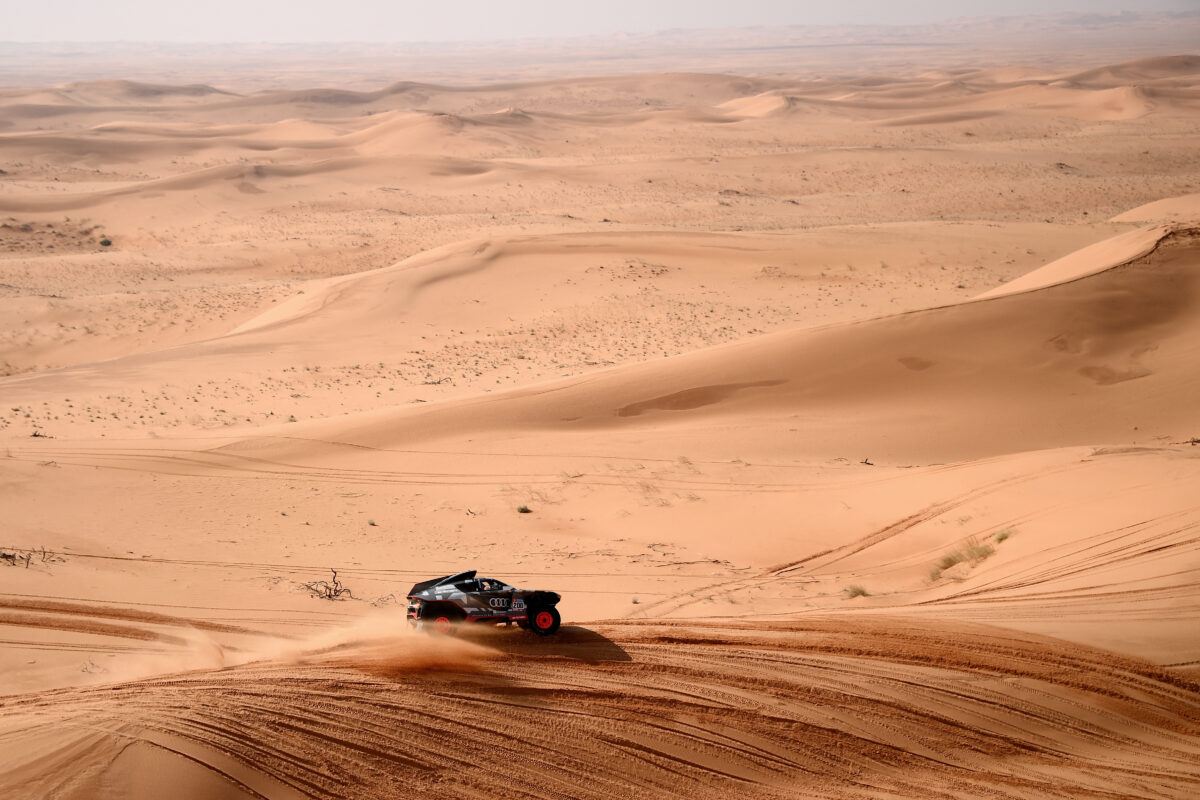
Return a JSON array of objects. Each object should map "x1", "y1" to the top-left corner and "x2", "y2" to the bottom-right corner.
[
  {"x1": 99, "y1": 238, "x2": 112, "y2": 247},
  {"x1": 963, "y1": 539, "x2": 995, "y2": 562},
  {"x1": 994, "y1": 528, "x2": 1014, "y2": 543},
  {"x1": 844, "y1": 584, "x2": 869, "y2": 598},
  {"x1": 517, "y1": 504, "x2": 532, "y2": 514},
  {"x1": 934, "y1": 551, "x2": 965, "y2": 576},
  {"x1": 930, "y1": 537, "x2": 994, "y2": 581}
]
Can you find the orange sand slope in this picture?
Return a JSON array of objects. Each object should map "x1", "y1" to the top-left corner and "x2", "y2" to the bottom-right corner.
[
  {"x1": 2, "y1": 51, "x2": 1200, "y2": 800},
  {"x1": 2, "y1": 620, "x2": 1199, "y2": 800},
  {"x1": 232, "y1": 223, "x2": 1200, "y2": 462}
]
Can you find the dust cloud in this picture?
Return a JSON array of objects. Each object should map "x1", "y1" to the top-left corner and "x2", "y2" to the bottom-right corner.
[{"x1": 95, "y1": 611, "x2": 496, "y2": 685}]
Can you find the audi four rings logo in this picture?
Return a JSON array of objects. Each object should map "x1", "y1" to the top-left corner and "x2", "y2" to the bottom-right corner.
[{"x1": 488, "y1": 598, "x2": 509, "y2": 608}]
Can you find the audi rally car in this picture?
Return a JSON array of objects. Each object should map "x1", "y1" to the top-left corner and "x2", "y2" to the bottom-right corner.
[{"x1": 406, "y1": 570, "x2": 562, "y2": 636}]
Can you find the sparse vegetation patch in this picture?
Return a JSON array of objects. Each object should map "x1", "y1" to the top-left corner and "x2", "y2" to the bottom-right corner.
[{"x1": 930, "y1": 538, "x2": 995, "y2": 581}]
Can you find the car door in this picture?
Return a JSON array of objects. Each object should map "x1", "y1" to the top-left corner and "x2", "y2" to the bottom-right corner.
[
  {"x1": 453, "y1": 579, "x2": 490, "y2": 616},
  {"x1": 477, "y1": 579, "x2": 513, "y2": 615}
]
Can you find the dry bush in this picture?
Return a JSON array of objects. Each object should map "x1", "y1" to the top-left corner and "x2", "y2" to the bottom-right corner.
[
  {"x1": 303, "y1": 568, "x2": 354, "y2": 600},
  {"x1": 930, "y1": 538, "x2": 995, "y2": 581},
  {"x1": 1, "y1": 546, "x2": 64, "y2": 569}
]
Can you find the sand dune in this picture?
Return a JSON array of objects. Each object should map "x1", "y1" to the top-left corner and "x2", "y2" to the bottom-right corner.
[
  {"x1": 239, "y1": 223, "x2": 1199, "y2": 463},
  {"x1": 2, "y1": 619, "x2": 1198, "y2": 800},
  {"x1": 1063, "y1": 54, "x2": 1200, "y2": 84},
  {"x1": 4, "y1": 221, "x2": 1083, "y2": 421},
  {"x1": 5, "y1": 54, "x2": 1196, "y2": 128},
  {"x1": 0, "y1": 73, "x2": 782, "y2": 123},
  {"x1": 716, "y1": 92, "x2": 798, "y2": 118},
  {"x1": 59, "y1": 79, "x2": 237, "y2": 104},
  {"x1": 0, "y1": 157, "x2": 409, "y2": 212},
  {"x1": 977, "y1": 222, "x2": 1169, "y2": 296},
  {"x1": 2, "y1": 46, "x2": 1200, "y2": 800},
  {"x1": 713, "y1": 54, "x2": 1200, "y2": 122},
  {"x1": 1111, "y1": 192, "x2": 1200, "y2": 224}
]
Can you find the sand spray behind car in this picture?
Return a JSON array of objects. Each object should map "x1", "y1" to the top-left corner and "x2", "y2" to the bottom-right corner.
[{"x1": 91, "y1": 610, "x2": 497, "y2": 687}]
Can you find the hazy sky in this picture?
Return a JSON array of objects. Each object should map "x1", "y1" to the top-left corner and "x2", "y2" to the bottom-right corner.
[{"x1": 5, "y1": 0, "x2": 1195, "y2": 42}]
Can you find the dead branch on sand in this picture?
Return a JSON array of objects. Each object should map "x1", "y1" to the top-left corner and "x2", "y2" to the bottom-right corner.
[
  {"x1": 1, "y1": 550, "x2": 31, "y2": 568},
  {"x1": 303, "y1": 568, "x2": 354, "y2": 600},
  {"x1": 2, "y1": 545, "x2": 67, "y2": 568}
]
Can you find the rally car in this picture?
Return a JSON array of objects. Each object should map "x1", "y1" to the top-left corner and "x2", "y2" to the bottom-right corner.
[{"x1": 406, "y1": 570, "x2": 562, "y2": 636}]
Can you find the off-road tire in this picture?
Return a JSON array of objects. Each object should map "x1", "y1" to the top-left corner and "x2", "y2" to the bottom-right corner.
[
  {"x1": 527, "y1": 605, "x2": 561, "y2": 636},
  {"x1": 421, "y1": 605, "x2": 462, "y2": 635}
]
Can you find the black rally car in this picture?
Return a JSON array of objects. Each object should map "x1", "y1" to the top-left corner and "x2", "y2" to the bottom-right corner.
[{"x1": 406, "y1": 570, "x2": 562, "y2": 636}]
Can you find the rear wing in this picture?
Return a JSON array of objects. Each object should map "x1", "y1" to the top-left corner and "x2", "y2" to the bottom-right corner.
[{"x1": 408, "y1": 570, "x2": 476, "y2": 596}]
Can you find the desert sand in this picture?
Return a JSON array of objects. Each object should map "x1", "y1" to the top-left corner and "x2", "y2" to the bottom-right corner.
[{"x1": 1, "y1": 16, "x2": 1199, "y2": 800}]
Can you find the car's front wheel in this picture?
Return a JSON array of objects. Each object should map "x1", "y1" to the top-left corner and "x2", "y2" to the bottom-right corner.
[
  {"x1": 421, "y1": 605, "x2": 462, "y2": 635},
  {"x1": 527, "y1": 605, "x2": 561, "y2": 636}
]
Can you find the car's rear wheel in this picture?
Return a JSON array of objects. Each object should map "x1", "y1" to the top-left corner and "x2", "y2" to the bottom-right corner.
[{"x1": 527, "y1": 606, "x2": 560, "y2": 636}]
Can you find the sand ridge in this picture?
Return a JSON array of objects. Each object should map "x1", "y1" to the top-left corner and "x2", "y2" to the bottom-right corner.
[{"x1": 208, "y1": 223, "x2": 1200, "y2": 463}]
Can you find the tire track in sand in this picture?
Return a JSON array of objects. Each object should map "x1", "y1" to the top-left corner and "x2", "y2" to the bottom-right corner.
[{"x1": 2, "y1": 617, "x2": 1198, "y2": 800}]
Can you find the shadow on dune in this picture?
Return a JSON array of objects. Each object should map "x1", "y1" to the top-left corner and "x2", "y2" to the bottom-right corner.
[{"x1": 463, "y1": 624, "x2": 632, "y2": 663}]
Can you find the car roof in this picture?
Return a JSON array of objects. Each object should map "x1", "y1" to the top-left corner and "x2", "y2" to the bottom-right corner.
[{"x1": 408, "y1": 570, "x2": 476, "y2": 595}]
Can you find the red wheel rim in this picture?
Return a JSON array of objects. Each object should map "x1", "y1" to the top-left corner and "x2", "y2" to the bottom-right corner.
[
  {"x1": 433, "y1": 616, "x2": 453, "y2": 634},
  {"x1": 535, "y1": 611, "x2": 554, "y2": 630}
]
